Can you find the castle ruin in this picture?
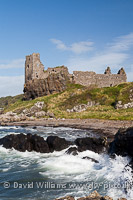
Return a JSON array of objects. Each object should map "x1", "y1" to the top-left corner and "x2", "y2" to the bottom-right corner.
[{"x1": 24, "y1": 53, "x2": 127, "y2": 99}]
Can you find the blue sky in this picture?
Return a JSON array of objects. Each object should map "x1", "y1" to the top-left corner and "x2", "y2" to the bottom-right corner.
[{"x1": 0, "y1": 0, "x2": 133, "y2": 97}]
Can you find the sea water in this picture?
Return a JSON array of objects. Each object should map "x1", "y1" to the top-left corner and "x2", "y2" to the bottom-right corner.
[{"x1": 0, "y1": 126, "x2": 132, "y2": 200}]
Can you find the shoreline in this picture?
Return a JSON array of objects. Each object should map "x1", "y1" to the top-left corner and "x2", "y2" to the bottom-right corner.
[{"x1": 2, "y1": 118, "x2": 133, "y2": 140}]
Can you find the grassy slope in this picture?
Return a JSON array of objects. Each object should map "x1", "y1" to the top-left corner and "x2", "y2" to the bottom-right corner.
[
  {"x1": 0, "y1": 94, "x2": 23, "y2": 108},
  {"x1": 1, "y1": 82, "x2": 133, "y2": 120}
]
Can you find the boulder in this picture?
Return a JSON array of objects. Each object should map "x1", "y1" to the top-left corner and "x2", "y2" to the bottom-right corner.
[
  {"x1": 65, "y1": 147, "x2": 78, "y2": 155},
  {"x1": 115, "y1": 101, "x2": 133, "y2": 109},
  {"x1": 46, "y1": 112, "x2": 55, "y2": 118},
  {"x1": 0, "y1": 133, "x2": 50, "y2": 153},
  {"x1": 67, "y1": 101, "x2": 99, "y2": 113},
  {"x1": 35, "y1": 111, "x2": 46, "y2": 118},
  {"x1": 0, "y1": 112, "x2": 21, "y2": 123},
  {"x1": 75, "y1": 136, "x2": 108, "y2": 153},
  {"x1": 117, "y1": 199, "x2": 127, "y2": 200},
  {"x1": 34, "y1": 101, "x2": 44, "y2": 109},
  {"x1": 22, "y1": 101, "x2": 45, "y2": 117},
  {"x1": 46, "y1": 136, "x2": 72, "y2": 152},
  {"x1": 18, "y1": 113, "x2": 28, "y2": 121},
  {"x1": 54, "y1": 190, "x2": 127, "y2": 200},
  {"x1": 108, "y1": 127, "x2": 133, "y2": 157},
  {"x1": 77, "y1": 191, "x2": 113, "y2": 200},
  {"x1": 82, "y1": 156, "x2": 99, "y2": 163}
]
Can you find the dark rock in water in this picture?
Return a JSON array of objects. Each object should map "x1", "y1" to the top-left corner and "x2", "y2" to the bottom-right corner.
[
  {"x1": 33, "y1": 126, "x2": 37, "y2": 129},
  {"x1": 46, "y1": 136, "x2": 72, "y2": 152},
  {"x1": 0, "y1": 133, "x2": 50, "y2": 153},
  {"x1": 108, "y1": 127, "x2": 133, "y2": 157},
  {"x1": 75, "y1": 136, "x2": 108, "y2": 153},
  {"x1": 129, "y1": 158, "x2": 133, "y2": 171},
  {"x1": 82, "y1": 156, "x2": 99, "y2": 163},
  {"x1": 65, "y1": 147, "x2": 78, "y2": 155},
  {"x1": 21, "y1": 125, "x2": 27, "y2": 127}
]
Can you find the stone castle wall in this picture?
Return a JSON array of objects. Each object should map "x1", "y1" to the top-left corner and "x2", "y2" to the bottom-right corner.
[
  {"x1": 73, "y1": 71, "x2": 127, "y2": 87},
  {"x1": 25, "y1": 53, "x2": 127, "y2": 88}
]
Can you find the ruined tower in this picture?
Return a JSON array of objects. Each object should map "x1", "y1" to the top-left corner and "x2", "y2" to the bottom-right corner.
[
  {"x1": 25, "y1": 53, "x2": 44, "y2": 83},
  {"x1": 104, "y1": 66, "x2": 111, "y2": 74}
]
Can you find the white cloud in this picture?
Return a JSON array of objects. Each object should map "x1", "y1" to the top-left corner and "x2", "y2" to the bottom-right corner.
[
  {"x1": 127, "y1": 64, "x2": 133, "y2": 82},
  {"x1": 50, "y1": 38, "x2": 94, "y2": 54},
  {"x1": 65, "y1": 33, "x2": 133, "y2": 82},
  {"x1": 0, "y1": 59, "x2": 24, "y2": 69},
  {"x1": 108, "y1": 33, "x2": 133, "y2": 52},
  {"x1": 0, "y1": 75, "x2": 24, "y2": 97},
  {"x1": 67, "y1": 52, "x2": 128, "y2": 73},
  {"x1": 50, "y1": 39, "x2": 67, "y2": 51}
]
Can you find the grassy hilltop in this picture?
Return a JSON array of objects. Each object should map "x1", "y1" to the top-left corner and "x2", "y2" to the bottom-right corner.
[{"x1": 0, "y1": 82, "x2": 133, "y2": 120}]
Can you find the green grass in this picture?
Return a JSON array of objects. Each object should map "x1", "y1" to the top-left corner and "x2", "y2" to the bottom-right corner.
[
  {"x1": 1, "y1": 82, "x2": 133, "y2": 120},
  {"x1": 0, "y1": 94, "x2": 23, "y2": 109}
]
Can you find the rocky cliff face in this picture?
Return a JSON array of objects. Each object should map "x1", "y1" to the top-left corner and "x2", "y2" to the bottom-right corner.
[{"x1": 23, "y1": 73, "x2": 69, "y2": 100}]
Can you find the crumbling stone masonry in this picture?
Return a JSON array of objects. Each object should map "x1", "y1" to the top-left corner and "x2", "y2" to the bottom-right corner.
[
  {"x1": 24, "y1": 53, "x2": 127, "y2": 99},
  {"x1": 73, "y1": 67, "x2": 127, "y2": 88}
]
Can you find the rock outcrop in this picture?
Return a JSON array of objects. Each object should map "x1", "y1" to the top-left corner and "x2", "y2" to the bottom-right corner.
[
  {"x1": 108, "y1": 127, "x2": 133, "y2": 157},
  {"x1": 0, "y1": 101, "x2": 55, "y2": 123},
  {"x1": 0, "y1": 111, "x2": 32, "y2": 123},
  {"x1": 0, "y1": 133, "x2": 50, "y2": 153},
  {"x1": 0, "y1": 133, "x2": 108, "y2": 155},
  {"x1": 82, "y1": 156, "x2": 99, "y2": 163},
  {"x1": 115, "y1": 101, "x2": 133, "y2": 109},
  {"x1": 75, "y1": 136, "x2": 108, "y2": 153},
  {"x1": 46, "y1": 136, "x2": 72, "y2": 152},
  {"x1": 0, "y1": 134, "x2": 72, "y2": 153},
  {"x1": 24, "y1": 72, "x2": 70, "y2": 100},
  {"x1": 65, "y1": 147, "x2": 78, "y2": 155},
  {"x1": 54, "y1": 190, "x2": 126, "y2": 200},
  {"x1": 67, "y1": 101, "x2": 99, "y2": 113}
]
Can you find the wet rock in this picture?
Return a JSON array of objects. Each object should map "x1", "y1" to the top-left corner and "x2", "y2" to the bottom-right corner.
[
  {"x1": 82, "y1": 156, "x2": 99, "y2": 163},
  {"x1": 0, "y1": 133, "x2": 50, "y2": 153},
  {"x1": 46, "y1": 136, "x2": 72, "y2": 152},
  {"x1": 55, "y1": 196, "x2": 75, "y2": 200},
  {"x1": 33, "y1": 126, "x2": 37, "y2": 129},
  {"x1": 129, "y1": 158, "x2": 133, "y2": 170},
  {"x1": 75, "y1": 136, "x2": 108, "y2": 153},
  {"x1": 108, "y1": 127, "x2": 133, "y2": 157},
  {"x1": 65, "y1": 147, "x2": 78, "y2": 155}
]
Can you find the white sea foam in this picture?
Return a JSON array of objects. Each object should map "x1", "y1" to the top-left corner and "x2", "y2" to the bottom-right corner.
[
  {"x1": 0, "y1": 126, "x2": 20, "y2": 130},
  {"x1": 0, "y1": 126, "x2": 132, "y2": 200}
]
